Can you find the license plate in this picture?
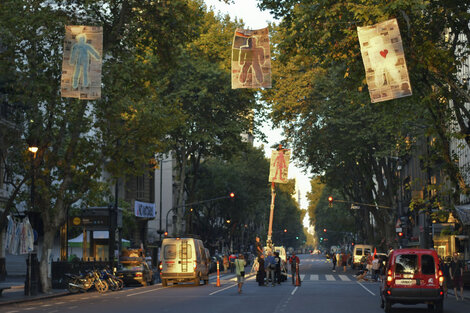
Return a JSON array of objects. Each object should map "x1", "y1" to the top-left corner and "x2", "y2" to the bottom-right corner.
[{"x1": 396, "y1": 279, "x2": 415, "y2": 285}]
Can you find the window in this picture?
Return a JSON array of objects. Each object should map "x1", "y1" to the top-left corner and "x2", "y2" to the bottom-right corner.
[
  {"x1": 356, "y1": 248, "x2": 363, "y2": 256},
  {"x1": 179, "y1": 244, "x2": 192, "y2": 259},
  {"x1": 164, "y1": 244, "x2": 176, "y2": 259},
  {"x1": 421, "y1": 255, "x2": 435, "y2": 275},
  {"x1": 395, "y1": 254, "x2": 418, "y2": 274}
]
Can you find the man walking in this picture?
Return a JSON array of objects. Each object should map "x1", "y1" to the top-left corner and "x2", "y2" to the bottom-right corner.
[
  {"x1": 450, "y1": 252, "x2": 464, "y2": 300},
  {"x1": 289, "y1": 252, "x2": 300, "y2": 285},
  {"x1": 265, "y1": 251, "x2": 276, "y2": 286}
]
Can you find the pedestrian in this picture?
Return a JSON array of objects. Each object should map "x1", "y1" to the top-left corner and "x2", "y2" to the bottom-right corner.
[
  {"x1": 256, "y1": 254, "x2": 266, "y2": 286},
  {"x1": 255, "y1": 236, "x2": 263, "y2": 257},
  {"x1": 265, "y1": 251, "x2": 276, "y2": 286},
  {"x1": 274, "y1": 251, "x2": 281, "y2": 285},
  {"x1": 235, "y1": 254, "x2": 247, "y2": 294},
  {"x1": 355, "y1": 268, "x2": 368, "y2": 282},
  {"x1": 223, "y1": 255, "x2": 229, "y2": 273},
  {"x1": 332, "y1": 251, "x2": 337, "y2": 272},
  {"x1": 341, "y1": 251, "x2": 348, "y2": 273},
  {"x1": 289, "y1": 252, "x2": 300, "y2": 285},
  {"x1": 229, "y1": 253, "x2": 237, "y2": 273},
  {"x1": 371, "y1": 256, "x2": 380, "y2": 281},
  {"x1": 449, "y1": 252, "x2": 464, "y2": 301}
]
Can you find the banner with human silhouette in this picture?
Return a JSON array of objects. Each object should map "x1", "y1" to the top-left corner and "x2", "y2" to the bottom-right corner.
[
  {"x1": 61, "y1": 26, "x2": 103, "y2": 100},
  {"x1": 357, "y1": 19, "x2": 412, "y2": 103},
  {"x1": 231, "y1": 27, "x2": 271, "y2": 89},
  {"x1": 269, "y1": 149, "x2": 290, "y2": 183}
]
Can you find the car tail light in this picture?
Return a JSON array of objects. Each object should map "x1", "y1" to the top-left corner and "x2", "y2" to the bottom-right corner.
[
  {"x1": 193, "y1": 261, "x2": 197, "y2": 270},
  {"x1": 159, "y1": 263, "x2": 163, "y2": 271},
  {"x1": 387, "y1": 290, "x2": 391, "y2": 295},
  {"x1": 438, "y1": 269, "x2": 444, "y2": 286},
  {"x1": 386, "y1": 269, "x2": 393, "y2": 285},
  {"x1": 135, "y1": 272, "x2": 143, "y2": 277}
]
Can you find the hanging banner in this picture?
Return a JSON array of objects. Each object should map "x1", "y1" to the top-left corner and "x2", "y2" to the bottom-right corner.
[
  {"x1": 61, "y1": 25, "x2": 103, "y2": 100},
  {"x1": 231, "y1": 27, "x2": 271, "y2": 89},
  {"x1": 357, "y1": 19, "x2": 412, "y2": 103},
  {"x1": 134, "y1": 200, "x2": 156, "y2": 218},
  {"x1": 269, "y1": 149, "x2": 291, "y2": 183}
]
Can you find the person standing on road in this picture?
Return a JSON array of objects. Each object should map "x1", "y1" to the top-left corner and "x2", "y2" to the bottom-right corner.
[
  {"x1": 265, "y1": 251, "x2": 276, "y2": 286},
  {"x1": 256, "y1": 254, "x2": 266, "y2": 286},
  {"x1": 341, "y1": 251, "x2": 348, "y2": 272},
  {"x1": 274, "y1": 251, "x2": 281, "y2": 285},
  {"x1": 289, "y1": 252, "x2": 300, "y2": 285},
  {"x1": 235, "y1": 254, "x2": 247, "y2": 294},
  {"x1": 450, "y1": 252, "x2": 464, "y2": 301},
  {"x1": 223, "y1": 255, "x2": 229, "y2": 273},
  {"x1": 332, "y1": 251, "x2": 337, "y2": 272}
]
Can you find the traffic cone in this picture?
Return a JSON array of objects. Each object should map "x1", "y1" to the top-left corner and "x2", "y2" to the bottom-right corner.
[
  {"x1": 216, "y1": 261, "x2": 221, "y2": 287},
  {"x1": 295, "y1": 263, "x2": 301, "y2": 286}
]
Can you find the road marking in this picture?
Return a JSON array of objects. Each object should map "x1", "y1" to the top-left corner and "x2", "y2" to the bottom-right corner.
[
  {"x1": 126, "y1": 286, "x2": 171, "y2": 297},
  {"x1": 291, "y1": 286, "x2": 298, "y2": 295},
  {"x1": 300, "y1": 274, "x2": 306, "y2": 281},
  {"x1": 310, "y1": 274, "x2": 319, "y2": 280},
  {"x1": 326, "y1": 275, "x2": 335, "y2": 281},
  {"x1": 68, "y1": 306, "x2": 78, "y2": 310},
  {"x1": 209, "y1": 283, "x2": 237, "y2": 295},
  {"x1": 339, "y1": 275, "x2": 351, "y2": 281},
  {"x1": 356, "y1": 281, "x2": 376, "y2": 296}
]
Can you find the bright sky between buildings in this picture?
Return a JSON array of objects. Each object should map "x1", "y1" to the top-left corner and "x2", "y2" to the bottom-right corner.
[{"x1": 204, "y1": 1, "x2": 312, "y2": 229}]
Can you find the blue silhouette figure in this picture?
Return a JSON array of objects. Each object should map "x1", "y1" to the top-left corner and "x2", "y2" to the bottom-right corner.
[{"x1": 69, "y1": 33, "x2": 100, "y2": 89}]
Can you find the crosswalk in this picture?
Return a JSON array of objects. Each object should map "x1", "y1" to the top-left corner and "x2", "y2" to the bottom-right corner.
[{"x1": 298, "y1": 274, "x2": 355, "y2": 282}]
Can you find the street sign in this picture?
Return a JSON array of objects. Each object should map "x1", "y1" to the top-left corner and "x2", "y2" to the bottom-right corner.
[
  {"x1": 395, "y1": 227, "x2": 403, "y2": 233},
  {"x1": 351, "y1": 204, "x2": 360, "y2": 210}
]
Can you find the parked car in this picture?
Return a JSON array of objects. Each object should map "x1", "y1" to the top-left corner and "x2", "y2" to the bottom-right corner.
[
  {"x1": 380, "y1": 248, "x2": 444, "y2": 313},
  {"x1": 160, "y1": 237, "x2": 210, "y2": 286},
  {"x1": 117, "y1": 260, "x2": 154, "y2": 286}
]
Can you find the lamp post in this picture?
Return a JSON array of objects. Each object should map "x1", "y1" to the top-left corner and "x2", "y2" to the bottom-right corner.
[{"x1": 27, "y1": 144, "x2": 38, "y2": 296}]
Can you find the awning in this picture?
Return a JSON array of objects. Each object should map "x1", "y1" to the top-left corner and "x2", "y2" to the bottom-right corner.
[
  {"x1": 68, "y1": 231, "x2": 130, "y2": 247},
  {"x1": 455, "y1": 205, "x2": 470, "y2": 226}
]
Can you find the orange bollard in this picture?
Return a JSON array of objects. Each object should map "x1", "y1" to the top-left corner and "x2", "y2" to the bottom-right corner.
[
  {"x1": 216, "y1": 261, "x2": 221, "y2": 287},
  {"x1": 295, "y1": 263, "x2": 301, "y2": 286}
]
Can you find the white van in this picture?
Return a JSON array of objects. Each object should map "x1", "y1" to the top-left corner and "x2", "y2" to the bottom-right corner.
[
  {"x1": 352, "y1": 244, "x2": 373, "y2": 269},
  {"x1": 160, "y1": 237, "x2": 210, "y2": 286}
]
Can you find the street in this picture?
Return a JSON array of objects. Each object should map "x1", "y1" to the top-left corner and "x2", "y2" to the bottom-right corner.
[{"x1": 2, "y1": 254, "x2": 469, "y2": 313}]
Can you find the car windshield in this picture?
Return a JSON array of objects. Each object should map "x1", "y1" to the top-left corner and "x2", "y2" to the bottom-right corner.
[
  {"x1": 395, "y1": 254, "x2": 418, "y2": 274},
  {"x1": 119, "y1": 263, "x2": 143, "y2": 271}
]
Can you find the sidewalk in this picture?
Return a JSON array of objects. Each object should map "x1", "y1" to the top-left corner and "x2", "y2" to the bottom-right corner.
[{"x1": 0, "y1": 277, "x2": 68, "y2": 306}]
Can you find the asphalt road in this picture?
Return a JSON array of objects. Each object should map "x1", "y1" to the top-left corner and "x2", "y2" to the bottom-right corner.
[{"x1": 2, "y1": 254, "x2": 469, "y2": 313}]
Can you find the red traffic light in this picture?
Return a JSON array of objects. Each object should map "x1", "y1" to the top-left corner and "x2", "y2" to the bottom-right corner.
[
  {"x1": 398, "y1": 232, "x2": 403, "y2": 237},
  {"x1": 323, "y1": 228, "x2": 327, "y2": 233},
  {"x1": 284, "y1": 229, "x2": 287, "y2": 233},
  {"x1": 351, "y1": 242, "x2": 355, "y2": 246},
  {"x1": 164, "y1": 231, "x2": 168, "y2": 237},
  {"x1": 328, "y1": 196, "x2": 333, "y2": 202},
  {"x1": 229, "y1": 192, "x2": 235, "y2": 198}
]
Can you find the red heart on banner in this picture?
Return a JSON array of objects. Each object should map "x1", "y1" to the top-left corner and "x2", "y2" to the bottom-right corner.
[{"x1": 380, "y1": 49, "x2": 388, "y2": 58}]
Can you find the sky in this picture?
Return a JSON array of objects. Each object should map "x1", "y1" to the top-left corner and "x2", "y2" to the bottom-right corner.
[{"x1": 204, "y1": 0, "x2": 312, "y2": 227}]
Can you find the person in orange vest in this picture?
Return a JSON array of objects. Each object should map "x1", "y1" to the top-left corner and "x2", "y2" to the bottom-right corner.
[{"x1": 289, "y1": 252, "x2": 300, "y2": 285}]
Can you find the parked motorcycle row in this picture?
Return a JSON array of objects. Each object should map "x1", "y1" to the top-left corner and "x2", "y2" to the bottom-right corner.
[{"x1": 66, "y1": 268, "x2": 124, "y2": 293}]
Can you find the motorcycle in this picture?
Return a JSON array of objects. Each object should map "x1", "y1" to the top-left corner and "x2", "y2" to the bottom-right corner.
[{"x1": 66, "y1": 270, "x2": 109, "y2": 293}]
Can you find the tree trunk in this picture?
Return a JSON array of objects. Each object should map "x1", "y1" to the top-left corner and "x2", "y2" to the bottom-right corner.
[{"x1": 39, "y1": 226, "x2": 56, "y2": 292}]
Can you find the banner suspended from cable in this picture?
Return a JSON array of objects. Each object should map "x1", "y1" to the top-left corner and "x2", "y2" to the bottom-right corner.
[
  {"x1": 231, "y1": 27, "x2": 272, "y2": 89},
  {"x1": 61, "y1": 26, "x2": 103, "y2": 100},
  {"x1": 269, "y1": 149, "x2": 290, "y2": 184},
  {"x1": 357, "y1": 19, "x2": 412, "y2": 103}
]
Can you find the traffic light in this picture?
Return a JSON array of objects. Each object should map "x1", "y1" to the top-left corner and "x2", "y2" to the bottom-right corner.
[
  {"x1": 328, "y1": 196, "x2": 333, "y2": 208},
  {"x1": 323, "y1": 228, "x2": 327, "y2": 233},
  {"x1": 164, "y1": 231, "x2": 168, "y2": 237},
  {"x1": 351, "y1": 242, "x2": 355, "y2": 246},
  {"x1": 398, "y1": 232, "x2": 403, "y2": 237},
  {"x1": 295, "y1": 236, "x2": 299, "y2": 240},
  {"x1": 229, "y1": 192, "x2": 235, "y2": 198},
  {"x1": 284, "y1": 229, "x2": 287, "y2": 233},
  {"x1": 320, "y1": 237, "x2": 323, "y2": 241}
]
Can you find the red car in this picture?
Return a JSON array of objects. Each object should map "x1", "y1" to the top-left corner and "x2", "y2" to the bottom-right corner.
[{"x1": 380, "y1": 248, "x2": 444, "y2": 313}]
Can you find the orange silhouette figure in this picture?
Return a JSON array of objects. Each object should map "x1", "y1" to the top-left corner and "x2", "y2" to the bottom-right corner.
[
  {"x1": 272, "y1": 150, "x2": 287, "y2": 181},
  {"x1": 239, "y1": 37, "x2": 265, "y2": 84}
]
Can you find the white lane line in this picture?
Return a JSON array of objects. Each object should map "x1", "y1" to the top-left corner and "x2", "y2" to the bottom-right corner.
[
  {"x1": 291, "y1": 286, "x2": 298, "y2": 295},
  {"x1": 300, "y1": 274, "x2": 306, "y2": 281},
  {"x1": 356, "y1": 281, "x2": 376, "y2": 296},
  {"x1": 326, "y1": 275, "x2": 335, "y2": 281},
  {"x1": 310, "y1": 274, "x2": 319, "y2": 280},
  {"x1": 126, "y1": 286, "x2": 171, "y2": 297},
  {"x1": 68, "y1": 306, "x2": 78, "y2": 310},
  {"x1": 339, "y1": 275, "x2": 351, "y2": 281},
  {"x1": 209, "y1": 283, "x2": 237, "y2": 295}
]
